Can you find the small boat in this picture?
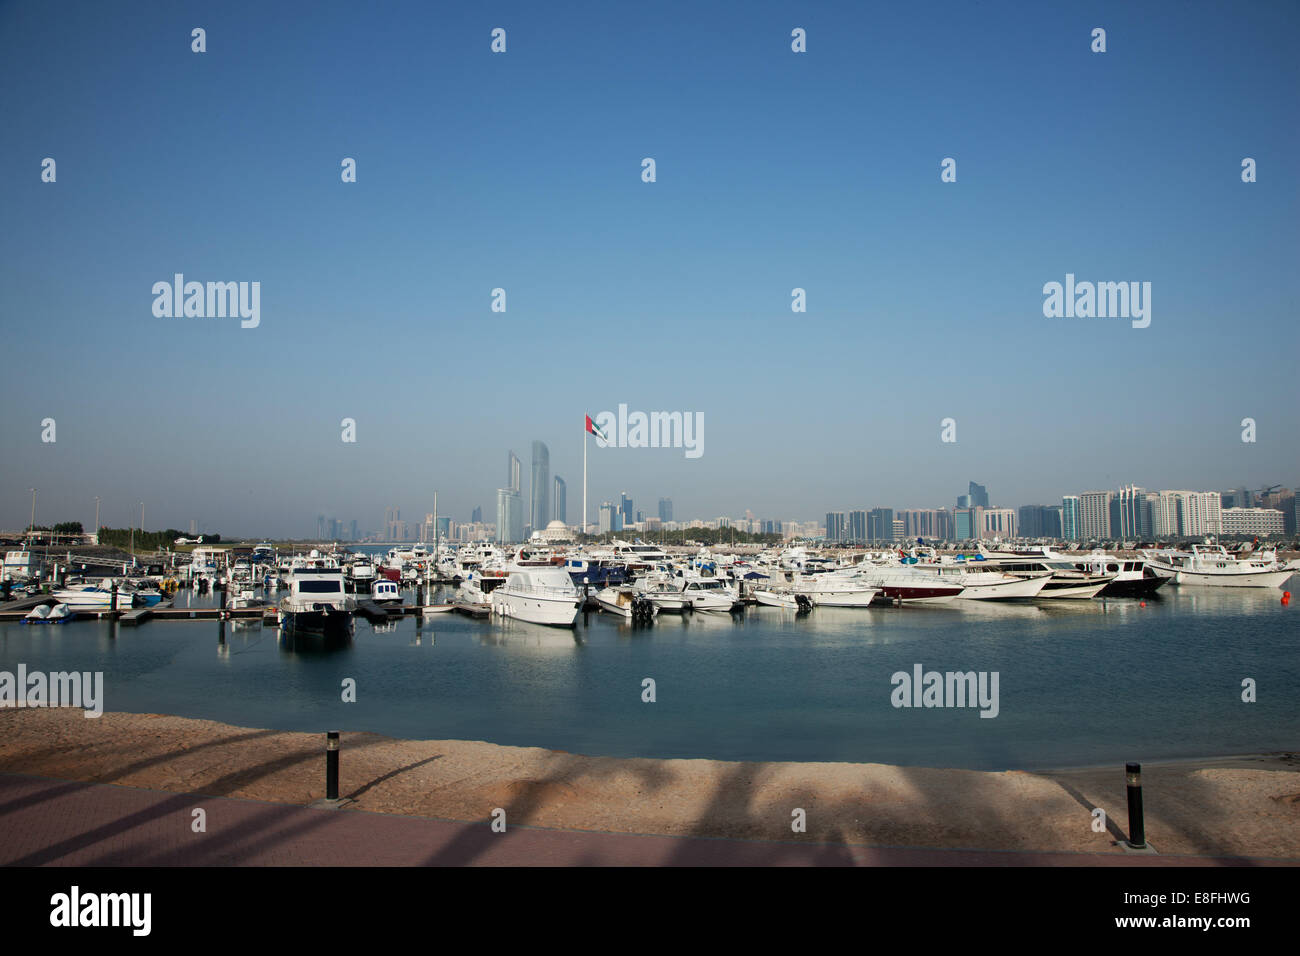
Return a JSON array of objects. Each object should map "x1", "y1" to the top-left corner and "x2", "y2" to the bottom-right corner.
[
  {"x1": 595, "y1": 586, "x2": 658, "y2": 620},
  {"x1": 753, "y1": 589, "x2": 813, "y2": 611},
  {"x1": 21, "y1": 603, "x2": 72, "y2": 625},
  {"x1": 370, "y1": 579, "x2": 403, "y2": 604}
]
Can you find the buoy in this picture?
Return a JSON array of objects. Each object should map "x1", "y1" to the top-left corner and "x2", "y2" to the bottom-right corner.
[
  {"x1": 1283, "y1": 591, "x2": 1291, "y2": 606},
  {"x1": 1139, "y1": 601, "x2": 1146, "y2": 608}
]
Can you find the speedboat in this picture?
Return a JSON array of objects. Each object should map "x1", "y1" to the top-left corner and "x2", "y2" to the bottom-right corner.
[
  {"x1": 370, "y1": 579, "x2": 403, "y2": 604},
  {"x1": 1074, "y1": 551, "x2": 1168, "y2": 597},
  {"x1": 595, "y1": 586, "x2": 658, "y2": 619},
  {"x1": 635, "y1": 578, "x2": 690, "y2": 613},
  {"x1": 677, "y1": 576, "x2": 741, "y2": 612},
  {"x1": 753, "y1": 589, "x2": 813, "y2": 611},
  {"x1": 52, "y1": 580, "x2": 135, "y2": 611},
  {"x1": 791, "y1": 578, "x2": 881, "y2": 607}
]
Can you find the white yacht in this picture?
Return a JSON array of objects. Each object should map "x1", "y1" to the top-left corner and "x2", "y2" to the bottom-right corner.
[
  {"x1": 677, "y1": 576, "x2": 740, "y2": 612},
  {"x1": 972, "y1": 549, "x2": 1113, "y2": 598},
  {"x1": 491, "y1": 563, "x2": 582, "y2": 627},
  {"x1": 912, "y1": 561, "x2": 1050, "y2": 600},
  {"x1": 278, "y1": 565, "x2": 355, "y2": 637},
  {"x1": 1141, "y1": 544, "x2": 1295, "y2": 588}
]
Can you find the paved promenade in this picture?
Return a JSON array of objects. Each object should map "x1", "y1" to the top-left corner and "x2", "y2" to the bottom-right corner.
[{"x1": 1, "y1": 772, "x2": 1285, "y2": 867}]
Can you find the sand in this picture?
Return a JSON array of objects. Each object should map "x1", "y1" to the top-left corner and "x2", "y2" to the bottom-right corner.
[{"x1": 1, "y1": 709, "x2": 1296, "y2": 858}]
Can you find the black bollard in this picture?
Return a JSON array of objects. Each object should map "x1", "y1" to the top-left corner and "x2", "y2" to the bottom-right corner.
[
  {"x1": 1125, "y1": 762, "x2": 1146, "y2": 849},
  {"x1": 110, "y1": 581, "x2": 119, "y2": 620},
  {"x1": 326, "y1": 732, "x2": 340, "y2": 800}
]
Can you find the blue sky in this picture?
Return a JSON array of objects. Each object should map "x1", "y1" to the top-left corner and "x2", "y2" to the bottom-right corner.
[{"x1": 1, "y1": 0, "x2": 1296, "y2": 536}]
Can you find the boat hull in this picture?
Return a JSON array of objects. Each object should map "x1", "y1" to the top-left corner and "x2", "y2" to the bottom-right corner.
[{"x1": 492, "y1": 590, "x2": 580, "y2": 627}]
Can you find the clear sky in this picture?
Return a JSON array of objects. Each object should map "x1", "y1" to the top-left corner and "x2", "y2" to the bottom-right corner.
[{"x1": 1, "y1": 0, "x2": 1296, "y2": 536}]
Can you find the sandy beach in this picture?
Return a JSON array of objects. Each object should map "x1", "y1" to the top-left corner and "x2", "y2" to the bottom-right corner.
[{"x1": 1, "y1": 709, "x2": 1296, "y2": 859}]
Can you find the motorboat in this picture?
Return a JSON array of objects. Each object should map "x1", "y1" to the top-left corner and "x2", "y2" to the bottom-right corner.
[
  {"x1": 1074, "y1": 551, "x2": 1168, "y2": 597},
  {"x1": 52, "y1": 580, "x2": 136, "y2": 611},
  {"x1": 595, "y1": 586, "x2": 658, "y2": 620},
  {"x1": 490, "y1": 561, "x2": 581, "y2": 627},
  {"x1": 791, "y1": 577, "x2": 881, "y2": 607},
  {"x1": 1141, "y1": 544, "x2": 1295, "y2": 588},
  {"x1": 370, "y1": 579, "x2": 403, "y2": 604},
  {"x1": 753, "y1": 589, "x2": 813, "y2": 611},
  {"x1": 278, "y1": 565, "x2": 355, "y2": 637}
]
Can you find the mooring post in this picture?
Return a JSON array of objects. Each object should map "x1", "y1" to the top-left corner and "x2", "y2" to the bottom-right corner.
[
  {"x1": 110, "y1": 581, "x2": 119, "y2": 620},
  {"x1": 326, "y1": 731, "x2": 340, "y2": 800},
  {"x1": 1125, "y1": 762, "x2": 1146, "y2": 849}
]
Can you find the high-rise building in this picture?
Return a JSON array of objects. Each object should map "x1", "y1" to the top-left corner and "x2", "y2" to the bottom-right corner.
[
  {"x1": 957, "y1": 494, "x2": 971, "y2": 509},
  {"x1": 1019, "y1": 505, "x2": 1063, "y2": 539},
  {"x1": 553, "y1": 476, "x2": 567, "y2": 524},
  {"x1": 1179, "y1": 491, "x2": 1223, "y2": 536},
  {"x1": 619, "y1": 492, "x2": 633, "y2": 525},
  {"x1": 848, "y1": 510, "x2": 867, "y2": 543},
  {"x1": 1221, "y1": 508, "x2": 1284, "y2": 536},
  {"x1": 979, "y1": 507, "x2": 1017, "y2": 540},
  {"x1": 968, "y1": 482, "x2": 989, "y2": 509},
  {"x1": 530, "y1": 441, "x2": 550, "y2": 533},
  {"x1": 901, "y1": 508, "x2": 952, "y2": 541},
  {"x1": 867, "y1": 508, "x2": 894, "y2": 541},
  {"x1": 1062, "y1": 496, "x2": 1081, "y2": 540},
  {"x1": 507, "y1": 451, "x2": 521, "y2": 493},
  {"x1": 825, "y1": 511, "x2": 846, "y2": 541},
  {"x1": 1078, "y1": 491, "x2": 1113, "y2": 540},
  {"x1": 1114, "y1": 485, "x2": 1148, "y2": 539},
  {"x1": 953, "y1": 508, "x2": 975, "y2": 541},
  {"x1": 599, "y1": 502, "x2": 616, "y2": 534},
  {"x1": 471, "y1": 506, "x2": 482, "y2": 524},
  {"x1": 658, "y1": 497, "x2": 673, "y2": 522},
  {"x1": 349, "y1": 519, "x2": 357, "y2": 542},
  {"x1": 496, "y1": 488, "x2": 523, "y2": 543}
]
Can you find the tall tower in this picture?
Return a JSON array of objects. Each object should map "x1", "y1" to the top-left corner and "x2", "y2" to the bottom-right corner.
[
  {"x1": 553, "y1": 475, "x2": 567, "y2": 524},
  {"x1": 507, "y1": 451, "x2": 521, "y2": 492},
  {"x1": 530, "y1": 441, "x2": 550, "y2": 532}
]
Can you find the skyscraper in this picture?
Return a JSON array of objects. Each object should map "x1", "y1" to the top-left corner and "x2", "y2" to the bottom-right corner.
[
  {"x1": 620, "y1": 492, "x2": 633, "y2": 525},
  {"x1": 507, "y1": 451, "x2": 521, "y2": 493},
  {"x1": 825, "y1": 511, "x2": 846, "y2": 541},
  {"x1": 868, "y1": 508, "x2": 895, "y2": 541},
  {"x1": 848, "y1": 510, "x2": 867, "y2": 543},
  {"x1": 471, "y1": 506, "x2": 482, "y2": 524},
  {"x1": 599, "y1": 502, "x2": 615, "y2": 534},
  {"x1": 969, "y1": 482, "x2": 989, "y2": 509},
  {"x1": 553, "y1": 476, "x2": 567, "y2": 524},
  {"x1": 1078, "y1": 491, "x2": 1114, "y2": 540},
  {"x1": 658, "y1": 497, "x2": 673, "y2": 522},
  {"x1": 1062, "y1": 496, "x2": 1081, "y2": 540},
  {"x1": 496, "y1": 488, "x2": 523, "y2": 543},
  {"x1": 530, "y1": 441, "x2": 550, "y2": 532}
]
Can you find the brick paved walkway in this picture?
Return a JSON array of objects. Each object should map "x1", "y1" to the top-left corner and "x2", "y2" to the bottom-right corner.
[{"x1": 0, "y1": 772, "x2": 1285, "y2": 866}]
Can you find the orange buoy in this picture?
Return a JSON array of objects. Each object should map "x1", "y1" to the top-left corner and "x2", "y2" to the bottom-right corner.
[
  {"x1": 1139, "y1": 601, "x2": 1146, "y2": 608},
  {"x1": 1283, "y1": 591, "x2": 1291, "y2": 606}
]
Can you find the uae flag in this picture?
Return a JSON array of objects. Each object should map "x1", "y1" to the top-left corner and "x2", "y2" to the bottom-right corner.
[{"x1": 585, "y1": 414, "x2": 609, "y2": 443}]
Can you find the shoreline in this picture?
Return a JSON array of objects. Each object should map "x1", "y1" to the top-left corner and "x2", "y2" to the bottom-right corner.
[{"x1": 0, "y1": 709, "x2": 1296, "y2": 859}]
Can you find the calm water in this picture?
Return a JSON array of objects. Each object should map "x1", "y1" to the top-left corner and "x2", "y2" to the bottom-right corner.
[{"x1": 1, "y1": 585, "x2": 1296, "y2": 771}]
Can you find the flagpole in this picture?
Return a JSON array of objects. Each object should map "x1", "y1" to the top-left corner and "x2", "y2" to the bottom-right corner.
[{"x1": 583, "y1": 426, "x2": 588, "y2": 537}]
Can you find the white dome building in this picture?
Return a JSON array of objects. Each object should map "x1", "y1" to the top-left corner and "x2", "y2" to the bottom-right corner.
[{"x1": 540, "y1": 520, "x2": 573, "y2": 544}]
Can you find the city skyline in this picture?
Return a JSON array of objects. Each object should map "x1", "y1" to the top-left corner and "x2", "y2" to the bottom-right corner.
[{"x1": 2, "y1": 2, "x2": 1296, "y2": 536}]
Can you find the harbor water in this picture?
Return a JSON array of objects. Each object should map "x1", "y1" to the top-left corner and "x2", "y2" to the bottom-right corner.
[{"x1": 0, "y1": 586, "x2": 1295, "y2": 771}]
